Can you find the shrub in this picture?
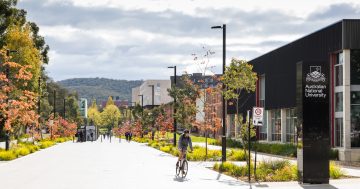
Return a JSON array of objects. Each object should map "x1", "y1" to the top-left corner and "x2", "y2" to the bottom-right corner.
[
  {"x1": 330, "y1": 162, "x2": 345, "y2": 179},
  {"x1": 228, "y1": 150, "x2": 246, "y2": 161},
  {"x1": 15, "y1": 147, "x2": 30, "y2": 157},
  {"x1": 226, "y1": 139, "x2": 243, "y2": 148},
  {"x1": 255, "y1": 143, "x2": 297, "y2": 157},
  {"x1": 0, "y1": 151, "x2": 17, "y2": 161},
  {"x1": 160, "y1": 146, "x2": 172, "y2": 153},
  {"x1": 218, "y1": 162, "x2": 235, "y2": 172},
  {"x1": 329, "y1": 149, "x2": 339, "y2": 160},
  {"x1": 272, "y1": 165, "x2": 297, "y2": 181},
  {"x1": 39, "y1": 141, "x2": 55, "y2": 149},
  {"x1": 54, "y1": 138, "x2": 66, "y2": 143}
]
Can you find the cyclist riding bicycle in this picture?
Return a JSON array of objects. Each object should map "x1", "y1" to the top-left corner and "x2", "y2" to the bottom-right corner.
[{"x1": 177, "y1": 129, "x2": 193, "y2": 165}]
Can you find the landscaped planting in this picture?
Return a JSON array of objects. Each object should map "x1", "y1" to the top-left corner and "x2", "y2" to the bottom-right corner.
[
  {"x1": 147, "y1": 141, "x2": 247, "y2": 161},
  {"x1": 0, "y1": 137, "x2": 72, "y2": 161},
  {"x1": 213, "y1": 160, "x2": 346, "y2": 182}
]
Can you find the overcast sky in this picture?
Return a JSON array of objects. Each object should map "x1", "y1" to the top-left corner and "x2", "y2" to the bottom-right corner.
[{"x1": 18, "y1": 0, "x2": 360, "y2": 81}]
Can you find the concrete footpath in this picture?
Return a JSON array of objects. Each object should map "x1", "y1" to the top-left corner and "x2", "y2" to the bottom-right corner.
[{"x1": 0, "y1": 139, "x2": 359, "y2": 189}]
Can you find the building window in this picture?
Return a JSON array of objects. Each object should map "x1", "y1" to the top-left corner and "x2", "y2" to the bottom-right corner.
[
  {"x1": 335, "y1": 118, "x2": 343, "y2": 147},
  {"x1": 335, "y1": 52, "x2": 343, "y2": 86},
  {"x1": 259, "y1": 75, "x2": 265, "y2": 107},
  {"x1": 259, "y1": 111, "x2": 267, "y2": 140},
  {"x1": 286, "y1": 109, "x2": 297, "y2": 143},
  {"x1": 351, "y1": 91, "x2": 360, "y2": 147},
  {"x1": 335, "y1": 92, "x2": 343, "y2": 112},
  {"x1": 271, "y1": 109, "x2": 281, "y2": 141},
  {"x1": 351, "y1": 50, "x2": 360, "y2": 85}
]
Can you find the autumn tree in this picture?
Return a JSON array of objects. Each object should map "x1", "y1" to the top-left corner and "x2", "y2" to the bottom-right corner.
[
  {"x1": 0, "y1": 50, "x2": 39, "y2": 140},
  {"x1": 4, "y1": 24, "x2": 42, "y2": 92},
  {"x1": 167, "y1": 74, "x2": 198, "y2": 130},
  {"x1": 100, "y1": 97, "x2": 121, "y2": 132}
]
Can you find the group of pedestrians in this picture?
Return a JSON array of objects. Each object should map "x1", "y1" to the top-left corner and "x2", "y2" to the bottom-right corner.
[{"x1": 125, "y1": 131, "x2": 132, "y2": 142}]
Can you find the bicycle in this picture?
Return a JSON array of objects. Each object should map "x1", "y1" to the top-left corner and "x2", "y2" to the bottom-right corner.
[{"x1": 176, "y1": 150, "x2": 191, "y2": 178}]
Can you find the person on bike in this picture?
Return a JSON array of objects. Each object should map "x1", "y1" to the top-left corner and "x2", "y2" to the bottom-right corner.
[{"x1": 177, "y1": 129, "x2": 193, "y2": 166}]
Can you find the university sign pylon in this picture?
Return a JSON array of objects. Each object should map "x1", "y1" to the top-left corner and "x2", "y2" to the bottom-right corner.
[{"x1": 296, "y1": 61, "x2": 330, "y2": 184}]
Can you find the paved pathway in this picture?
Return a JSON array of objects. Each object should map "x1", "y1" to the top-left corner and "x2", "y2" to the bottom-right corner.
[{"x1": 0, "y1": 139, "x2": 360, "y2": 189}]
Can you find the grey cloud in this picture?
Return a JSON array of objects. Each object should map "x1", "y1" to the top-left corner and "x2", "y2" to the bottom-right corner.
[
  {"x1": 308, "y1": 3, "x2": 360, "y2": 21},
  {"x1": 17, "y1": 0, "x2": 360, "y2": 81}
]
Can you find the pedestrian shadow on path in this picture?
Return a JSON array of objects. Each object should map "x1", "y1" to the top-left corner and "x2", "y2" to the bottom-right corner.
[{"x1": 173, "y1": 176, "x2": 190, "y2": 182}]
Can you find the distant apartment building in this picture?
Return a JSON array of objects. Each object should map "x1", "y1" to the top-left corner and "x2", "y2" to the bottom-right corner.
[{"x1": 131, "y1": 80, "x2": 172, "y2": 108}]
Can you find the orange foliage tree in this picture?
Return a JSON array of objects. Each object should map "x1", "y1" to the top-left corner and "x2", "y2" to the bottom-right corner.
[
  {"x1": 45, "y1": 113, "x2": 77, "y2": 139},
  {"x1": 0, "y1": 50, "x2": 39, "y2": 138},
  {"x1": 155, "y1": 113, "x2": 173, "y2": 140}
]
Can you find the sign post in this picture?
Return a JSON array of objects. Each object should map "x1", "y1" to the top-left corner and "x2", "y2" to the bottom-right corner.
[{"x1": 252, "y1": 107, "x2": 263, "y2": 181}]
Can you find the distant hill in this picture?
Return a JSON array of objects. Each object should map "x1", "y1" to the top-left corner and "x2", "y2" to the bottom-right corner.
[{"x1": 57, "y1": 78, "x2": 143, "y2": 103}]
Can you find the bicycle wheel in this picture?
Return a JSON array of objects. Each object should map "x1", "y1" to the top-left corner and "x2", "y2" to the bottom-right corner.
[
  {"x1": 181, "y1": 160, "x2": 188, "y2": 178},
  {"x1": 176, "y1": 160, "x2": 181, "y2": 177}
]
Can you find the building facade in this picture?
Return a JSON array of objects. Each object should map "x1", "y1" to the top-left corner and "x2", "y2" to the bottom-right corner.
[
  {"x1": 131, "y1": 80, "x2": 172, "y2": 108},
  {"x1": 229, "y1": 19, "x2": 360, "y2": 161}
]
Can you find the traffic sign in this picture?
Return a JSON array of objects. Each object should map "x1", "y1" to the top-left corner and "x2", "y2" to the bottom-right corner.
[{"x1": 252, "y1": 107, "x2": 264, "y2": 126}]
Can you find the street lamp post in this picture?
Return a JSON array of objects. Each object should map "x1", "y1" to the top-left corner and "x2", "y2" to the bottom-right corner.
[
  {"x1": 168, "y1": 66, "x2": 177, "y2": 146},
  {"x1": 211, "y1": 24, "x2": 227, "y2": 162},
  {"x1": 138, "y1": 95, "x2": 144, "y2": 138},
  {"x1": 148, "y1": 85, "x2": 155, "y2": 140},
  {"x1": 138, "y1": 95, "x2": 144, "y2": 116},
  {"x1": 63, "y1": 98, "x2": 66, "y2": 119},
  {"x1": 52, "y1": 89, "x2": 56, "y2": 140},
  {"x1": 38, "y1": 76, "x2": 43, "y2": 139}
]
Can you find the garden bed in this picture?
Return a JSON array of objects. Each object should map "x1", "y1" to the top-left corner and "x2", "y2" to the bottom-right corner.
[
  {"x1": 212, "y1": 161, "x2": 351, "y2": 182},
  {"x1": 0, "y1": 137, "x2": 73, "y2": 161}
]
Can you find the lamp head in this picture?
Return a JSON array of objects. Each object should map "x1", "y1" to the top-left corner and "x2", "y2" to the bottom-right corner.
[{"x1": 211, "y1": 26, "x2": 222, "y2": 29}]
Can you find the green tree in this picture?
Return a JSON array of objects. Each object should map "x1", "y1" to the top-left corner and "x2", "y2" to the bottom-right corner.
[
  {"x1": 100, "y1": 99, "x2": 121, "y2": 132},
  {"x1": 88, "y1": 99, "x2": 101, "y2": 126},
  {"x1": 222, "y1": 58, "x2": 257, "y2": 163}
]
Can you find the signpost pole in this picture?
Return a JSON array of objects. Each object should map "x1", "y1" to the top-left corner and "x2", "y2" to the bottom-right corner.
[{"x1": 251, "y1": 107, "x2": 263, "y2": 182}]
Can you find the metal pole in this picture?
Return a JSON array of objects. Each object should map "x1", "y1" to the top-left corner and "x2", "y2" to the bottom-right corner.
[
  {"x1": 222, "y1": 24, "x2": 227, "y2": 162},
  {"x1": 51, "y1": 90, "x2": 56, "y2": 140},
  {"x1": 38, "y1": 76, "x2": 43, "y2": 139},
  {"x1": 150, "y1": 85, "x2": 154, "y2": 140},
  {"x1": 248, "y1": 110, "x2": 251, "y2": 183},
  {"x1": 5, "y1": 60, "x2": 10, "y2": 150},
  {"x1": 174, "y1": 66, "x2": 177, "y2": 146},
  {"x1": 63, "y1": 98, "x2": 66, "y2": 118}
]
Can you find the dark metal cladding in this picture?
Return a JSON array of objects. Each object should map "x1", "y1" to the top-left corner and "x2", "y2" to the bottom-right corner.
[
  {"x1": 231, "y1": 20, "x2": 360, "y2": 113},
  {"x1": 343, "y1": 19, "x2": 360, "y2": 49}
]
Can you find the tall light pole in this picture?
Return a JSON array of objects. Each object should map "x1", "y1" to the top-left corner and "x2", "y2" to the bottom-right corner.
[
  {"x1": 38, "y1": 76, "x2": 43, "y2": 139},
  {"x1": 63, "y1": 98, "x2": 66, "y2": 118},
  {"x1": 168, "y1": 66, "x2": 177, "y2": 146},
  {"x1": 52, "y1": 89, "x2": 56, "y2": 140},
  {"x1": 211, "y1": 24, "x2": 227, "y2": 162},
  {"x1": 148, "y1": 85, "x2": 155, "y2": 140},
  {"x1": 138, "y1": 95, "x2": 144, "y2": 117}
]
